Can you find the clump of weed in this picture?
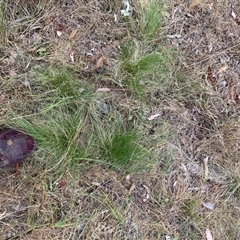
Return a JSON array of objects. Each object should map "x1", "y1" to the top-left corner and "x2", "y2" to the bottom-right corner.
[
  {"x1": 119, "y1": 38, "x2": 178, "y2": 101},
  {"x1": 181, "y1": 198, "x2": 200, "y2": 220},
  {"x1": 100, "y1": 129, "x2": 145, "y2": 170},
  {"x1": 34, "y1": 66, "x2": 81, "y2": 98},
  {"x1": 139, "y1": 0, "x2": 165, "y2": 39},
  {"x1": 8, "y1": 106, "x2": 84, "y2": 170},
  {"x1": 29, "y1": 65, "x2": 95, "y2": 115},
  {"x1": 8, "y1": 95, "x2": 152, "y2": 173},
  {"x1": 116, "y1": 0, "x2": 182, "y2": 102}
]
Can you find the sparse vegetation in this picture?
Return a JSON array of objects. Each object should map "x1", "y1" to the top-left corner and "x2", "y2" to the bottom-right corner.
[{"x1": 0, "y1": 0, "x2": 240, "y2": 239}]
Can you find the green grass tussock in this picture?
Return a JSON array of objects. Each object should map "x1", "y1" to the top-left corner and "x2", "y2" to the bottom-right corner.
[
  {"x1": 100, "y1": 129, "x2": 145, "y2": 170},
  {"x1": 140, "y1": 0, "x2": 165, "y2": 39}
]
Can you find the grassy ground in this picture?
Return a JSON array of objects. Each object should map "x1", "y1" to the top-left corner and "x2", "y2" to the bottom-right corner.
[{"x1": 0, "y1": 0, "x2": 240, "y2": 239}]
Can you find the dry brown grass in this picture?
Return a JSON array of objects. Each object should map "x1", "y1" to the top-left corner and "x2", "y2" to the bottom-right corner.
[{"x1": 1, "y1": 0, "x2": 240, "y2": 239}]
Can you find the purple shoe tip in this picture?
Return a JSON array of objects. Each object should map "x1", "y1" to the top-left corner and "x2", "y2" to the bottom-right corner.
[{"x1": 0, "y1": 129, "x2": 36, "y2": 168}]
